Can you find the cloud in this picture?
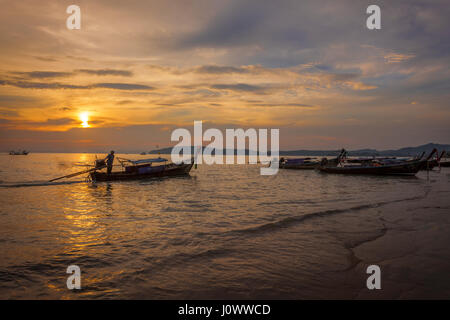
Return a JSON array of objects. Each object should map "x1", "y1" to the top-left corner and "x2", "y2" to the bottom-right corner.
[
  {"x1": 0, "y1": 95, "x2": 38, "y2": 103},
  {"x1": 0, "y1": 117, "x2": 78, "y2": 130},
  {"x1": 33, "y1": 56, "x2": 58, "y2": 62},
  {"x1": 1, "y1": 80, "x2": 85, "y2": 89},
  {"x1": 77, "y1": 69, "x2": 133, "y2": 76},
  {"x1": 12, "y1": 71, "x2": 72, "y2": 79},
  {"x1": 384, "y1": 53, "x2": 415, "y2": 64},
  {"x1": 327, "y1": 73, "x2": 360, "y2": 82},
  {"x1": 116, "y1": 100, "x2": 135, "y2": 105},
  {"x1": 250, "y1": 103, "x2": 315, "y2": 108},
  {"x1": 93, "y1": 83, "x2": 154, "y2": 90},
  {"x1": 43, "y1": 118, "x2": 77, "y2": 125},
  {"x1": 193, "y1": 65, "x2": 250, "y2": 74},
  {"x1": 210, "y1": 83, "x2": 267, "y2": 93},
  {"x1": 0, "y1": 109, "x2": 19, "y2": 117},
  {"x1": 0, "y1": 80, "x2": 154, "y2": 91}
]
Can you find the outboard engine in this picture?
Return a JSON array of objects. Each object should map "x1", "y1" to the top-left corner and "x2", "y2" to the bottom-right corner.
[{"x1": 95, "y1": 159, "x2": 106, "y2": 168}]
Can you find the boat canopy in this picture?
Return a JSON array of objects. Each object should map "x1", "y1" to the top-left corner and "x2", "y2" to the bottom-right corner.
[
  {"x1": 118, "y1": 157, "x2": 168, "y2": 166},
  {"x1": 285, "y1": 158, "x2": 313, "y2": 164},
  {"x1": 129, "y1": 158, "x2": 168, "y2": 165}
]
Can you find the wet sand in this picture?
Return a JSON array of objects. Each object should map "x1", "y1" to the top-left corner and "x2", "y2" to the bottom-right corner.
[{"x1": 346, "y1": 174, "x2": 450, "y2": 299}]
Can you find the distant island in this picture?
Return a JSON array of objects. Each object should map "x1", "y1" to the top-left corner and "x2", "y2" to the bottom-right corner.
[{"x1": 148, "y1": 143, "x2": 450, "y2": 157}]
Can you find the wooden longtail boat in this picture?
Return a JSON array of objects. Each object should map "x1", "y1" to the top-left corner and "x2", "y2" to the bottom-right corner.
[
  {"x1": 279, "y1": 149, "x2": 346, "y2": 170},
  {"x1": 90, "y1": 157, "x2": 194, "y2": 182},
  {"x1": 9, "y1": 150, "x2": 29, "y2": 155},
  {"x1": 440, "y1": 151, "x2": 450, "y2": 167},
  {"x1": 279, "y1": 157, "x2": 319, "y2": 170},
  {"x1": 318, "y1": 160, "x2": 423, "y2": 175},
  {"x1": 318, "y1": 149, "x2": 437, "y2": 176},
  {"x1": 346, "y1": 157, "x2": 398, "y2": 164},
  {"x1": 417, "y1": 149, "x2": 440, "y2": 170}
]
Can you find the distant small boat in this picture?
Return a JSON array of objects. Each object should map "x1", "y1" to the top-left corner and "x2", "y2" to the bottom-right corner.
[
  {"x1": 9, "y1": 150, "x2": 29, "y2": 155},
  {"x1": 140, "y1": 152, "x2": 147, "y2": 155},
  {"x1": 90, "y1": 157, "x2": 194, "y2": 182}
]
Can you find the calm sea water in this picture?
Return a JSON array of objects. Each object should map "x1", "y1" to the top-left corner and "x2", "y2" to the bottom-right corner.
[{"x1": 0, "y1": 153, "x2": 449, "y2": 299}]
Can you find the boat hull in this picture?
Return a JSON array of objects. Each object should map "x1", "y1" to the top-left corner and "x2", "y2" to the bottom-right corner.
[
  {"x1": 318, "y1": 161, "x2": 422, "y2": 176},
  {"x1": 440, "y1": 161, "x2": 450, "y2": 167},
  {"x1": 90, "y1": 162, "x2": 194, "y2": 182},
  {"x1": 280, "y1": 162, "x2": 318, "y2": 170}
]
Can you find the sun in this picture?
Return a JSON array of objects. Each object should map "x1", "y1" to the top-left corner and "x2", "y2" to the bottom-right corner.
[{"x1": 79, "y1": 112, "x2": 90, "y2": 128}]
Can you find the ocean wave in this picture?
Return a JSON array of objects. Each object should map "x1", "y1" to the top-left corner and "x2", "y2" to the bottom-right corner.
[
  {"x1": 219, "y1": 194, "x2": 427, "y2": 237},
  {"x1": 0, "y1": 180, "x2": 86, "y2": 188}
]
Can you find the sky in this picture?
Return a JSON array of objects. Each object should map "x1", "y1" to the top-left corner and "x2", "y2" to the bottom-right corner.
[{"x1": 0, "y1": 0, "x2": 449, "y2": 152}]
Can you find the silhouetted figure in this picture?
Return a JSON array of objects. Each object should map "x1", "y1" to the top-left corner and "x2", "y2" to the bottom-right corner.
[{"x1": 105, "y1": 150, "x2": 115, "y2": 174}]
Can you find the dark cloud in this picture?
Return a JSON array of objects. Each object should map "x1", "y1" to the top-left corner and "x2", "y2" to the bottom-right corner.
[
  {"x1": 251, "y1": 103, "x2": 315, "y2": 108},
  {"x1": 0, "y1": 117, "x2": 77, "y2": 128},
  {"x1": 193, "y1": 65, "x2": 249, "y2": 74},
  {"x1": 34, "y1": 56, "x2": 58, "y2": 62},
  {"x1": 184, "y1": 89, "x2": 222, "y2": 97},
  {"x1": 10, "y1": 69, "x2": 133, "y2": 79},
  {"x1": 116, "y1": 100, "x2": 135, "y2": 105},
  {"x1": 93, "y1": 83, "x2": 154, "y2": 90},
  {"x1": 0, "y1": 95, "x2": 38, "y2": 103},
  {"x1": 13, "y1": 71, "x2": 73, "y2": 79},
  {"x1": 0, "y1": 80, "x2": 154, "y2": 91},
  {"x1": 177, "y1": 0, "x2": 270, "y2": 49},
  {"x1": 0, "y1": 109, "x2": 19, "y2": 117},
  {"x1": 0, "y1": 118, "x2": 11, "y2": 124},
  {"x1": 1, "y1": 80, "x2": 85, "y2": 89},
  {"x1": 43, "y1": 118, "x2": 77, "y2": 125},
  {"x1": 77, "y1": 69, "x2": 133, "y2": 77},
  {"x1": 327, "y1": 73, "x2": 360, "y2": 82},
  {"x1": 210, "y1": 83, "x2": 267, "y2": 93}
]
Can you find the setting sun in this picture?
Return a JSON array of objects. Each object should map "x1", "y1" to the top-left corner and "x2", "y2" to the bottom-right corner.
[{"x1": 79, "y1": 112, "x2": 90, "y2": 128}]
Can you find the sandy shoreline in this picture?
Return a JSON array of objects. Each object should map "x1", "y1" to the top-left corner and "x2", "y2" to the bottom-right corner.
[{"x1": 342, "y1": 170, "x2": 450, "y2": 299}]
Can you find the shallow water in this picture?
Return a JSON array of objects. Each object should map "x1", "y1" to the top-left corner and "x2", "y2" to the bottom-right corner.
[{"x1": 0, "y1": 153, "x2": 448, "y2": 299}]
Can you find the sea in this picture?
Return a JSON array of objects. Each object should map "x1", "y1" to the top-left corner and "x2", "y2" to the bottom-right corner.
[{"x1": 0, "y1": 153, "x2": 449, "y2": 299}]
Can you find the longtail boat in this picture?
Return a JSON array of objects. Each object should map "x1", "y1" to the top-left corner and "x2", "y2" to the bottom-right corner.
[
  {"x1": 346, "y1": 156, "x2": 397, "y2": 164},
  {"x1": 279, "y1": 149, "x2": 346, "y2": 170},
  {"x1": 318, "y1": 160, "x2": 423, "y2": 175},
  {"x1": 90, "y1": 157, "x2": 194, "y2": 182},
  {"x1": 9, "y1": 150, "x2": 29, "y2": 155},
  {"x1": 440, "y1": 151, "x2": 450, "y2": 167},
  {"x1": 279, "y1": 157, "x2": 319, "y2": 169},
  {"x1": 318, "y1": 149, "x2": 437, "y2": 176},
  {"x1": 417, "y1": 149, "x2": 440, "y2": 170}
]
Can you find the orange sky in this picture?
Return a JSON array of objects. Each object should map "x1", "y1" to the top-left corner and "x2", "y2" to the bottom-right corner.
[{"x1": 0, "y1": 0, "x2": 449, "y2": 152}]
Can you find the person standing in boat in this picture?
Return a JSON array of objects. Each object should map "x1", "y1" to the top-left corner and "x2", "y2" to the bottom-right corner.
[{"x1": 104, "y1": 150, "x2": 115, "y2": 174}]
